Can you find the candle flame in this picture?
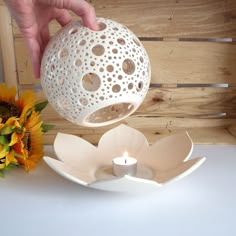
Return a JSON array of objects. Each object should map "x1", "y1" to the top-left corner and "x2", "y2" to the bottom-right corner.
[{"x1": 123, "y1": 152, "x2": 128, "y2": 158}]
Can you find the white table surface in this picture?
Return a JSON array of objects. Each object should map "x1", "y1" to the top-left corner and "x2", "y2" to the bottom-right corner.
[{"x1": 1, "y1": 144, "x2": 236, "y2": 236}]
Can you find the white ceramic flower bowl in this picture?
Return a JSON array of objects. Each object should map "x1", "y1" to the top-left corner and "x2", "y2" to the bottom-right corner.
[
  {"x1": 43, "y1": 125, "x2": 206, "y2": 193},
  {"x1": 40, "y1": 18, "x2": 151, "y2": 127}
]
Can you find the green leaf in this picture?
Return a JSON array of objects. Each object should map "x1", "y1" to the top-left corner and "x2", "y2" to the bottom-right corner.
[
  {"x1": 0, "y1": 126, "x2": 15, "y2": 135},
  {"x1": 25, "y1": 108, "x2": 33, "y2": 120},
  {"x1": 34, "y1": 101, "x2": 48, "y2": 113},
  {"x1": 0, "y1": 135, "x2": 8, "y2": 145},
  {"x1": 0, "y1": 163, "x2": 18, "y2": 177},
  {"x1": 0, "y1": 145, "x2": 9, "y2": 158},
  {"x1": 41, "y1": 124, "x2": 54, "y2": 133},
  {"x1": 5, "y1": 162, "x2": 18, "y2": 170}
]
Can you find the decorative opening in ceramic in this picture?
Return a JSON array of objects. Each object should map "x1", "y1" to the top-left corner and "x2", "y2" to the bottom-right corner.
[
  {"x1": 69, "y1": 27, "x2": 78, "y2": 34},
  {"x1": 82, "y1": 73, "x2": 101, "y2": 92},
  {"x1": 122, "y1": 59, "x2": 135, "y2": 75},
  {"x1": 92, "y1": 44, "x2": 105, "y2": 56},
  {"x1": 97, "y1": 22, "x2": 107, "y2": 31},
  {"x1": 85, "y1": 103, "x2": 134, "y2": 125}
]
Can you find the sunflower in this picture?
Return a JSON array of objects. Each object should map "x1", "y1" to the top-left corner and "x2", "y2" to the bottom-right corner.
[
  {"x1": 0, "y1": 83, "x2": 53, "y2": 176},
  {"x1": 13, "y1": 110, "x2": 44, "y2": 171},
  {"x1": 0, "y1": 84, "x2": 35, "y2": 123}
]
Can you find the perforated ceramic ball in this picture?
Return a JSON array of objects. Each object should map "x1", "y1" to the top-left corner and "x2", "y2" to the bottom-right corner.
[{"x1": 41, "y1": 18, "x2": 151, "y2": 127}]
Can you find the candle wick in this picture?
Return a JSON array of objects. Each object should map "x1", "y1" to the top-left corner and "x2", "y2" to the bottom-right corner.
[{"x1": 125, "y1": 159, "x2": 127, "y2": 164}]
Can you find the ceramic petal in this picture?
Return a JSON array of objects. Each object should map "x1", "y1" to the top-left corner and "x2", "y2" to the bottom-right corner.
[
  {"x1": 54, "y1": 133, "x2": 98, "y2": 169},
  {"x1": 97, "y1": 124, "x2": 149, "y2": 166},
  {"x1": 154, "y1": 157, "x2": 206, "y2": 184},
  {"x1": 138, "y1": 132, "x2": 193, "y2": 170},
  {"x1": 44, "y1": 156, "x2": 96, "y2": 185}
]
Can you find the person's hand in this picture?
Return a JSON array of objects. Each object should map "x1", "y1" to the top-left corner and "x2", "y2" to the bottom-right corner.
[{"x1": 5, "y1": 0, "x2": 98, "y2": 79}]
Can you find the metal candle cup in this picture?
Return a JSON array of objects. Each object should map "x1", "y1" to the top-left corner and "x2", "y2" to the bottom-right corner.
[{"x1": 112, "y1": 152, "x2": 137, "y2": 177}]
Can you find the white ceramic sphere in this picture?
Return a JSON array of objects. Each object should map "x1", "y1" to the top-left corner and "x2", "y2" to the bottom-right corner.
[{"x1": 41, "y1": 18, "x2": 151, "y2": 127}]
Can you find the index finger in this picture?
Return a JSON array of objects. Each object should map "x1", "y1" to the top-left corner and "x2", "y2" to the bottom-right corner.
[{"x1": 40, "y1": 0, "x2": 98, "y2": 30}]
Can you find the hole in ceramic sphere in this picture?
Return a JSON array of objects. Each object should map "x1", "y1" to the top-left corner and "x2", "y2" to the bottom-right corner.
[
  {"x1": 107, "y1": 65, "x2": 114, "y2": 72},
  {"x1": 113, "y1": 27, "x2": 119, "y2": 31},
  {"x1": 112, "y1": 84, "x2": 121, "y2": 93},
  {"x1": 85, "y1": 103, "x2": 134, "y2": 124},
  {"x1": 137, "y1": 81, "x2": 143, "y2": 92},
  {"x1": 84, "y1": 31, "x2": 89, "y2": 36},
  {"x1": 75, "y1": 59, "x2": 82, "y2": 67},
  {"x1": 79, "y1": 40, "x2": 86, "y2": 46},
  {"x1": 100, "y1": 35, "x2": 106, "y2": 39},
  {"x1": 57, "y1": 77, "x2": 64, "y2": 85},
  {"x1": 140, "y1": 56, "x2": 144, "y2": 63},
  {"x1": 112, "y1": 48, "x2": 118, "y2": 54},
  {"x1": 59, "y1": 48, "x2": 69, "y2": 59},
  {"x1": 117, "y1": 38, "x2": 126, "y2": 45},
  {"x1": 72, "y1": 87, "x2": 77, "y2": 93},
  {"x1": 92, "y1": 45, "x2": 105, "y2": 56},
  {"x1": 79, "y1": 97, "x2": 88, "y2": 106},
  {"x1": 99, "y1": 67, "x2": 104, "y2": 72},
  {"x1": 118, "y1": 75, "x2": 123, "y2": 80},
  {"x1": 82, "y1": 73, "x2": 101, "y2": 92},
  {"x1": 133, "y1": 37, "x2": 141, "y2": 46},
  {"x1": 99, "y1": 96, "x2": 104, "y2": 101},
  {"x1": 76, "y1": 49, "x2": 80, "y2": 54},
  {"x1": 98, "y1": 22, "x2": 107, "y2": 31},
  {"x1": 57, "y1": 98, "x2": 70, "y2": 110},
  {"x1": 128, "y1": 83, "x2": 133, "y2": 90},
  {"x1": 90, "y1": 61, "x2": 95, "y2": 66},
  {"x1": 69, "y1": 28, "x2": 78, "y2": 34},
  {"x1": 122, "y1": 59, "x2": 135, "y2": 75},
  {"x1": 107, "y1": 77, "x2": 112, "y2": 82},
  {"x1": 51, "y1": 64, "x2": 55, "y2": 72}
]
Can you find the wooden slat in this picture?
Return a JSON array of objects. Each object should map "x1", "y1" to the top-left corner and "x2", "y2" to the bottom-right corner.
[
  {"x1": 14, "y1": 38, "x2": 37, "y2": 84},
  {"x1": 145, "y1": 41, "x2": 236, "y2": 85},
  {"x1": 15, "y1": 38, "x2": 236, "y2": 85},
  {"x1": 41, "y1": 113, "x2": 236, "y2": 145},
  {"x1": 43, "y1": 127, "x2": 236, "y2": 145},
  {"x1": 12, "y1": 0, "x2": 236, "y2": 38},
  {"x1": 19, "y1": 86, "x2": 236, "y2": 144},
  {"x1": 38, "y1": 95, "x2": 236, "y2": 145},
  {"x1": 20, "y1": 85, "x2": 236, "y2": 118},
  {"x1": 0, "y1": 5, "x2": 17, "y2": 88},
  {"x1": 138, "y1": 87, "x2": 236, "y2": 117}
]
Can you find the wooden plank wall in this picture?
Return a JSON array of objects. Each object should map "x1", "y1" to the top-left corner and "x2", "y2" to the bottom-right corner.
[{"x1": 1, "y1": 0, "x2": 236, "y2": 144}]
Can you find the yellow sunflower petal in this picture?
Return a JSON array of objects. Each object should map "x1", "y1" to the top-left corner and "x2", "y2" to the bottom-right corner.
[
  {"x1": 17, "y1": 91, "x2": 36, "y2": 120},
  {"x1": 5, "y1": 150, "x2": 18, "y2": 166},
  {"x1": 0, "y1": 163, "x2": 5, "y2": 169},
  {"x1": 9, "y1": 132, "x2": 19, "y2": 146},
  {"x1": 0, "y1": 84, "x2": 16, "y2": 103},
  {"x1": 23, "y1": 111, "x2": 44, "y2": 171},
  {"x1": 5, "y1": 116, "x2": 18, "y2": 126}
]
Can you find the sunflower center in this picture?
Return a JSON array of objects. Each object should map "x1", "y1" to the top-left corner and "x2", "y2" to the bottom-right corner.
[{"x1": 0, "y1": 101, "x2": 21, "y2": 123}]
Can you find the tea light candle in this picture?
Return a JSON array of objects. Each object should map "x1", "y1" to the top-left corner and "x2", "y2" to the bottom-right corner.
[{"x1": 112, "y1": 152, "x2": 137, "y2": 177}]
